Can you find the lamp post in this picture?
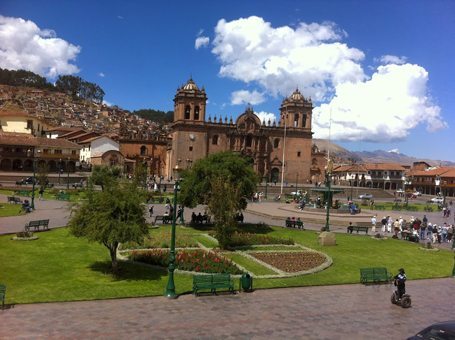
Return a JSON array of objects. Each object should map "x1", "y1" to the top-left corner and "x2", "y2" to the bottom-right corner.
[
  {"x1": 66, "y1": 157, "x2": 70, "y2": 189},
  {"x1": 280, "y1": 112, "x2": 288, "y2": 196},
  {"x1": 323, "y1": 158, "x2": 333, "y2": 232},
  {"x1": 27, "y1": 147, "x2": 39, "y2": 210},
  {"x1": 58, "y1": 158, "x2": 62, "y2": 184},
  {"x1": 165, "y1": 178, "x2": 180, "y2": 299},
  {"x1": 264, "y1": 178, "x2": 268, "y2": 200}
]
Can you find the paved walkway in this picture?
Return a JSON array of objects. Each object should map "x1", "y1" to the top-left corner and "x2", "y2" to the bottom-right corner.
[
  {"x1": 0, "y1": 195, "x2": 70, "y2": 234},
  {"x1": 0, "y1": 278, "x2": 454, "y2": 339}
]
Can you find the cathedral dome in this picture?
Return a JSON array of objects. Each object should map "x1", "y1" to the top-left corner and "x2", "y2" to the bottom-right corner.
[
  {"x1": 289, "y1": 88, "x2": 304, "y2": 101},
  {"x1": 182, "y1": 78, "x2": 199, "y2": 91}
]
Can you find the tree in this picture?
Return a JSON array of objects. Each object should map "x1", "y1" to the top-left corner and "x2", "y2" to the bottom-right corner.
[
  {"x1": 69, "y1": 179, "x2": 148, "y2": 274},
  {"x1": 90, "y1": 165, "x2": 122, "y2": 191},
  {"x1": 179, "y1": 152, "x2": 259, "y2": 248}
]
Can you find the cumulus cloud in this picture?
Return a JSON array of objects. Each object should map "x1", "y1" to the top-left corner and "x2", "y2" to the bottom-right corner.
[
  {"x1": 208, "y1": 16, "x2": 446, "y2": 142},
  {"x1": 388, "y1": 148, "x2": 400, "y2": 154},
  {"x1": 195, "y1": 36, "x2": 210, "y2": 49},
  {"x1": 378, "y1": 55, "x2": 407, "y2": 65},
  {"x1": 231, "y1": 90, "x2": 265, "y2": 105},
  {"x1": 312, "y1": 63, "x2": 446, "y2": 142},
  {"x1": 255, "y1": 111, "x2": 276, "y2": 124},
  {"x1": 0, "y1": 16, "x2": 80, "y2": 78},
  {"x1": 98, "y1": 72, "x2": 105, "y2": 77},
  {"x1": 212, "y1": 16, "x2": 364, "y2": 100}
]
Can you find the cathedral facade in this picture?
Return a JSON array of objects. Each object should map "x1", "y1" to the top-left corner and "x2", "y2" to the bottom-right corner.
[{"x1": 167, "y1": 78, "x2": 319, "y2": 183}]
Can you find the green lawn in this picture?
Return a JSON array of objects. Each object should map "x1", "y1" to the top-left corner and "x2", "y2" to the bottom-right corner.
[
  {"x1": 0, "y1": 226, "x2": 452, "y2": 304},
  {"x1": 0, "y1": 203, "x2": 25, "y2": 217}
]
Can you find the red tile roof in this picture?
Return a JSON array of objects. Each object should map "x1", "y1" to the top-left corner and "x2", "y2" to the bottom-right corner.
[{"x1": 0, "y1": 132, "x2": 80, "y2": 149}]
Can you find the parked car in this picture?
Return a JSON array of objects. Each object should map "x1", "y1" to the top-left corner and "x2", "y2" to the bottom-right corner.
[
  {"x1": 407, "y1": 320, "x2": 455, "y2": 340},
  {"x1": 395, "y1": 189, "x2": 404, "y2": 193},
  {"x1": 15, "y1": 177, "x2": 35, "y2": 185},
  {"x1": 72, "y1": 181, "x2": 84, "y2": 189},
  {"x1": 413, "y1": 191, "x2": 422, "y2": 196},
  {"x1": 430, "y1": 197, "x2": 444, "y2": 204},
  {"x1": 358, "y1": 193, "x2": 373, "y2": 200}
]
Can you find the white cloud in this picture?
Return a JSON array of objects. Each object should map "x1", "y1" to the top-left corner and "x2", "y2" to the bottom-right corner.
[
  {"x1": 231, "y1": 90, "x2": 265, "y2": 105},
  {"x1": 103, "y1": 99, "x2": 112, "y2": 106},
  {"x1": 378, "y1": 55, "x2": 407, "y2": 65},
  {"x1": 209, "y1": 16, "x2": 446, "y2": 142},
  {"x1": 388, "y1": 148, "x2": 400, "y2": 154},
  {"x1": 211, "y1": 16, "x2": 364, "y2": 100},
  {"x1": 98, "y1": 72, "x2": 105, "y2": 77},
  {"x1": 312, "y1": 63, "x2": 446, "y2": 142},
  {"x1": 0, "y1": 16, "x2": 80, "y2": 78},
  {"x1": 117, "y1": 15, "x2": 124, "y2": 20},
  {"x1": 255, "y1": 111, "x2": 276, "y2": 125},
  {"x1": 195, "y1": 36, "x2": 210, "y2": 49}
]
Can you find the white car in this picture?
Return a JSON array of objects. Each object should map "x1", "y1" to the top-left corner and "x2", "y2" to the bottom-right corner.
[
  {"x1": 358, "y1": 193, "x2": 373, "y2": 200},
  {"x1": 413, "y1": 191, "x2": 422, "y2": 196},
  {"x1": 430, "y1": 197, "x2": 444, "y2": 204},
  {"x1": 395, "y1": 189, "x2": 404, "y2": 193}
]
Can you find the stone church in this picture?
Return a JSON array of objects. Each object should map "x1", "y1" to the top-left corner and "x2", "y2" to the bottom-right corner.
[{"x1": 167, "y1": 78, "x2": 323, "y2": 183}]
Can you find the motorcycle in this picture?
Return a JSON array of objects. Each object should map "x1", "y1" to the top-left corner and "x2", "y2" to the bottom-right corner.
[{"x1": 391, "y1": 290, "x2": 412, "y2": 308}]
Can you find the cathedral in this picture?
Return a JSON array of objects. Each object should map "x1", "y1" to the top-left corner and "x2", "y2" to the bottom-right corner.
[{"x1": 167, "y1": 78, "x2": 323, "y2": 183}]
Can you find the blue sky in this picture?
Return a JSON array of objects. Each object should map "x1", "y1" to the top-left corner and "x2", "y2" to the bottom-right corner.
[{"x1": 1, "y1": 0, "x2": 454, "y2": 162}]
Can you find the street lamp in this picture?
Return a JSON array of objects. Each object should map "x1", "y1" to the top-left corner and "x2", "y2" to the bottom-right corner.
[
  {"x1": 66, "y1": 157, "x2": 70, "y2": 189},
  {"x1": 27, "y1": 147, "x2": 40, "y2": 210},
  {"x1": 323, "y1": 158, "x2": 334, "y2": 232},
  {"x1": 58, "y1": 158, "x2": 62, "y2": 184},
  {"x1": 165, "y1": 178, "x2": 181, "y2": 299}
]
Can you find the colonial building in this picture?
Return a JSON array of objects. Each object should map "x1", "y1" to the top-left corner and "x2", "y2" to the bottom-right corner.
[
  {"x1": 0, "y1": 131, "x2": 80, "y2": 172},
  {"x1": 168, "y1": 78, "x2": 315, "y2": 183}
]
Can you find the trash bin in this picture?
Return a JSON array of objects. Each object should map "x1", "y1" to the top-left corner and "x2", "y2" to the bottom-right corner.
[{"x1": 240, "y1": 273, "x2": 253, "y2": 292}]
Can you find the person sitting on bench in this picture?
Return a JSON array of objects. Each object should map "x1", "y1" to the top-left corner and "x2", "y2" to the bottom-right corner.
[{"x1": 22, "y1": 199, "x2": 32, "y2": 213}]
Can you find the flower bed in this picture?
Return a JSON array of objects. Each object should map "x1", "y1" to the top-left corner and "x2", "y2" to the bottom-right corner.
[
  {"x1": 129, "y1": 249, "x2": 243, "y2": 274},
  {"x1": 228, "y1": 232, "x2": 294, "y2": 247},
  {"x1": 249, "y1": 251, "x2": 326, "y2": 273}
]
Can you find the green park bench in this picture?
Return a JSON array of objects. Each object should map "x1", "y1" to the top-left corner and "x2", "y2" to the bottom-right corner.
[
  {"x1": 14, "y1": 190, "x2": 31, "y2": 197},
  {"x1": 154, "y1": 215, "x2": 171, "y2": 225},
  {"x1": 360, "y1": 267, "x2": 392, "y2": 284},
  {"x1": 7, "y1": 196, "x2": 22, "y2": 204},
  {"x1": 55, "y1": 192, "x2": 70, "y2": 201},
  {"x1": 25, "y1": 219, "x2": 50, "y2": 232},
  {"x1": 0, "y1": 284, "x2": 6, "y2": 309},
  {"x1": 193, "y1": 273, "x2": 235, "y2": 296},
  {"x1": 347, "y1": 222, "x2": 371, "y2": 234}
]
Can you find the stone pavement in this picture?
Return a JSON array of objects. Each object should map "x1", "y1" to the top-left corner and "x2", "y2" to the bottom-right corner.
[
  {"x1": 0, "y1": 195, "x2": 70, "y2": 234},
  {"x1": 0, "y1": 278, "x2": 454, "y2": 339}
]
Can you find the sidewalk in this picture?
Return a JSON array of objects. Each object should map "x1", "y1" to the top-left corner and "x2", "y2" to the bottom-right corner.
[
  {"x1": 0, "y1": 195, "x2": 70, "y2": 234},
  {"x1": 0, "y1": 278, "x2": 453, "y2": 339}
]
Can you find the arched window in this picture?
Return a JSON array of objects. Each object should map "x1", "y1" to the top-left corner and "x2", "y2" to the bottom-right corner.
[
  {"x1": 302, "y1": 114, "x2": 307, "y2": 128},
  {"x1": 194, "y1": 106, "x2": 200, "y2": 120},
  {"x1": 246, "y1": 135, "x2": 252, "y2": 147},
  {"x1": 312, "y1": 158, "x2": 318, "y2": 166},
  {"x1": 184, "y1": 105, "x2": 191, "y2": 119},
  {"x1": 294, "y1": 113, "x2": 299, "y2": 127},
  {"x1": 212, "y1": 135, "x2": 219, "y2": 145},
  {"x1": 274, "y1": 138, "x2": 280, "y2": 148},
  {"x1": 140, "y1": 145, "x2": 147, "y2": 156}
]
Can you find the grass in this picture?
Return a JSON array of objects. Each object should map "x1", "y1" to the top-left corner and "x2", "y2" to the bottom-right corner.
[
  {"x1": 222, "y1": 252, "x2": 278, "y2": 276},
  {"x1": 0, "y1": 203, "x2": 25, "y2": 217},
  {"x1": 0, "y1": 228, "x2": 193, "y2": 304},
  {"x1": 253, "y1": 227, "x2": 453, "y2": 288},
  {"x1": 0, "y1": 188, "x2": 87, "y2": 202},
  {"x1": 360, "y1": 202, "x2": 439, "y2": 212},
  {"x1": 0, "y1": 225, "x2": 452, "y2": 304}
]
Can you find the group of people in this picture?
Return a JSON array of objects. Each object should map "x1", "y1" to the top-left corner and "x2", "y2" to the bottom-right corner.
[{"x1": 371, "y1": 214, "x2": 454, "y2": 244}]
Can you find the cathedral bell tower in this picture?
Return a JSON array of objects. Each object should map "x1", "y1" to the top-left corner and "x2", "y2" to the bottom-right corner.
[
  {"x1": 279, "y1": 88, "x2": 312, "y2": 130},
  {"x1": 173, "y1": 78, "x2": 207, "y2": 123}
]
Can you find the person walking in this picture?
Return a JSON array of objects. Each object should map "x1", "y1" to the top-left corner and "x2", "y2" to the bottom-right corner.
[
  {"x1": 149, "y1": 205, "x2": 154, "y2": 218},
  {"x1": 371, "y1": 215, "x2": 377, "y2": 233}
]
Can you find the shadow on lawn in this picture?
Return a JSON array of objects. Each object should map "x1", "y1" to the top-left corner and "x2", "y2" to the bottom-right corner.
[{"x1": 89, "y1": 261, "x2": 166, "y2": 281}]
